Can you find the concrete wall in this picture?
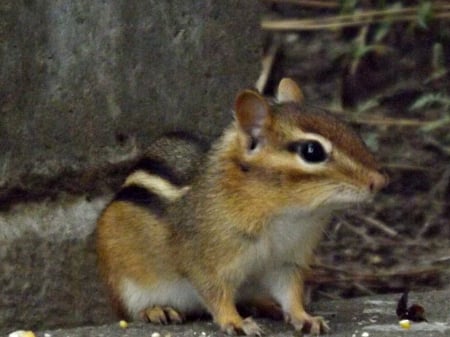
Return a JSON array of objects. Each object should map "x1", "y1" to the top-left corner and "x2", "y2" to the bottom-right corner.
[
  {"x1": 0, "y1": 0, "x2": 261, "y2": 203},
  {"x1": 0, "y1": 0, "x2": 262, "y2": 331}
]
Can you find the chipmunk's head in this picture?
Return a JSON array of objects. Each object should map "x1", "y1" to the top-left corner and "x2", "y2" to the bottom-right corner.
[{"x1": 226, "y1": 78, "x2": 387, "y2": 212}]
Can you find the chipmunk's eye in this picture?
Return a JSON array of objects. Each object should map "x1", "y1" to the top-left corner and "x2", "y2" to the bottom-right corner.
[
  {"x1": 288, "y1": 140, "x2": 328, "y2": 163},
  {"x1": 301, "y1": 140, "x2": 327, "y2": 163}
]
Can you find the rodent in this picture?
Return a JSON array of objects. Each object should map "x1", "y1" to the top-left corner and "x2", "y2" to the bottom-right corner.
[{"x1": 96, "y1": 78, "x2": 387, "y2": 335}]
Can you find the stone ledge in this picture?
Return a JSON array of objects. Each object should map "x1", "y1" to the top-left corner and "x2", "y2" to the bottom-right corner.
[{"x1": 5, "y1": 290, "x2": 449, "y2": 337}]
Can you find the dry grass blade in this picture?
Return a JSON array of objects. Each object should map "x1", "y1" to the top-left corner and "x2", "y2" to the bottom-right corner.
[
  {"x1": 424, "y1": 135, "x2": 450, "y2": 156},
  {"x1": 308, "y1": 265, "x2": 441, "y2": 288},
  {"x1": 429, "y1": 255, "x2": 450, "y2": 264},
  {"x1": 265, "y1": 0, "x2": 450, "y2": 10},
  {"x1": 384, "y1": 163, "x2": 432, "y2": 172},
  {"x1": 339, "y1": 219, "x2": 378, "y2": 247},
  {"x1": 264, "y1": 0, "x2": 339, "y2": 8},
  {"x1": 262, "y1": 13, "x2": 450, "y2": 31},
  {"x1": 345, "y1": 116, "x2": 431, "y2": 127},
  {"x1": 255, "y1": 39, "x2": 280, "y2": 94},
  {"x1": 416, "y1": 167, "x2": 450, "y2": 239},
  {"x1": 262, "y1": 5, "x2": 450, "y2": 31},
  {"x1": 354, "y1": 214, "x2": 398, "y2": 238}
]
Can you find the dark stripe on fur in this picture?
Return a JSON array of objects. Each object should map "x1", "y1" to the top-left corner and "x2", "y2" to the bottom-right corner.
[
  {"x1": 132, "y1": 131, "x2": 209, "y2": 187},
  {"x1": 114, "y1": 185, "x2": 167, "y2": 216},
  {"x1": 164, "y1": 131, "x2": 210, "y2": 151}
]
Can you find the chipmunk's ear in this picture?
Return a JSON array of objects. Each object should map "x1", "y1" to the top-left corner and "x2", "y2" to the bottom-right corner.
[
  {"x1": 276, "y1": 78, "x2": 304, "y2": 104},
  {"x1": 234, "y1": 90, "x2": 271, "y2": 138}
]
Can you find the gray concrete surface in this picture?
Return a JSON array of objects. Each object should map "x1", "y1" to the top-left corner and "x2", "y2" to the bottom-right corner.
[
  {"x1": 7, "y1": 289, "x2": 449, "y2": 337},
  {"x1": 0, "y1": 0, "x2": 262, "y2": 332},
  {"x1": 0, "y1": 195, "x2": 114, "y2": 330},
  {"x1": 0, "y1": 0, "x2": 261, "y2": 203}
]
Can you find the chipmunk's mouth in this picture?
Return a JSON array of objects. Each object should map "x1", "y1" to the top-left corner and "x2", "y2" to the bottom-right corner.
[{"x1": 319, "y1": 185, "x2": 372, "y2": 209}]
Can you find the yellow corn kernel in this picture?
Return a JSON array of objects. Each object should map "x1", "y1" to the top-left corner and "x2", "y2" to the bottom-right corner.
[
  {"x1": 8, "y1": 331, "x2": 36, "y2": 337},
  {"x1": 399, "y1": 319, "x2": 411, "y2": 329}
]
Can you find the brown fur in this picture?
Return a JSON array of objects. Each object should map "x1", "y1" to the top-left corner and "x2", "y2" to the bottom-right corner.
[{"x1": 96, "y1": 79, "x2": 386, "y2": 335}]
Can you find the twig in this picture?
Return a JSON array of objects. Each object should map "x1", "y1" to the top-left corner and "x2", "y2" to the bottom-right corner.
[
  {"x1": 255, "y1": 39, "x2": 281, "y2": 94},
  {"x1": 426, "y1": 166, "x2": 450, "y2": 199},
  {"x1": 355, "y1": 214, "x2": 398, "y2": 238},
  {"x1": 353, "y1": 282, "x2": 375, "y2": 295},
  {"x1": 416, "y1": 167, "x2": 450, "y2": 238},
  {"x1": 264, "y1": 5, "x2": 450, "y2": 25},
  {"x1": 339, "y1": 219, "x2": 378, "y2": 246},
  {"x1": 424, "y1": 135, "x2": 450, "y2": 156},
  {"x1": 422, "y1": 255, "x2": 450, "y2": 265},
  {"x1": 315, "y1": 290, "x2": 342, "y2": 301},
  {"x1": 262, "y1": 9, "x2": 450, "y2": 31},
  {"x1": 383, "y1": 163, "x2": 434, "y2": 172},
  {"x1": 264, "y1": 0, "x2": 339, "y2": 8},
  {"x1": 317, "y1": 6, "x2": 450, "y2": 24},
  {"x1": 308, "y1": 265, "x2": 441, "y2": 286},
  {"x1": 345, "y1": 116, "x2": 430, "y2": 127}
]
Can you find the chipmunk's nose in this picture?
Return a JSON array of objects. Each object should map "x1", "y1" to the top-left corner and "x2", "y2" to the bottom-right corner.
[{"x1": 368, "y1": 171, "x2": 388, "y2": 193}]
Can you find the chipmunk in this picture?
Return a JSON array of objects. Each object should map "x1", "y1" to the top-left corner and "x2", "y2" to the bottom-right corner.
[{"x1": 96, "y1": 78, "x2": 387, "y2": 335}]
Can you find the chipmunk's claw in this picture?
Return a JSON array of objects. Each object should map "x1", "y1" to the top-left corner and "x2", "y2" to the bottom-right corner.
[{"x1": 142, "y1": 306, "x2": 184, "y2": 325}]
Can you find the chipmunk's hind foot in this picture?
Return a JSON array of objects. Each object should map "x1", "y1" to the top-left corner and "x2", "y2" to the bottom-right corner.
[
  {"x1": 288, "y1": 313, "x2": 330, "y2": 335},
  {"x1": 221, "y1": 317, "x2": 263, "y2": 336},
  {"x1": 142, "y1": 306, "x2": 184, "y2": 324},
  {"x1": 302, "y1": 316, "x2": 330, "y2": 335}
]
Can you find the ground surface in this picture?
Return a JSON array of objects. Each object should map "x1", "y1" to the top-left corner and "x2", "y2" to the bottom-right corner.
[{"x1": 16, "y1": 289, "x2": 450, "y2": 337}]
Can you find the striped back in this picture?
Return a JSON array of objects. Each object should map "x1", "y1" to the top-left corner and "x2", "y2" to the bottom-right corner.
[{"x1": 113, "y1": 132, "x2": 209, "y2": 215}]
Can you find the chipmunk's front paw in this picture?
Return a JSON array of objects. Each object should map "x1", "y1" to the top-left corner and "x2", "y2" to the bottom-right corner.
[
  {"x1": 287, "y1": 312, "x2": 329, "y2": 335},
  {"x1": 141, "y1": 306, "x2": 184, "y2": 324},
  {"x1": 221, "y1": 317, "x2": 263, "y2": 336}
]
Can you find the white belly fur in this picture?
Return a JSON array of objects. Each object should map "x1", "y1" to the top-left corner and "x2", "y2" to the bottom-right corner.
[
  {"x1": 120, "y1": 208, "x2": 330, "y2": 318},
  {"x1": 120, "y1": 278, "x2": 205, "y2": 318}
]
